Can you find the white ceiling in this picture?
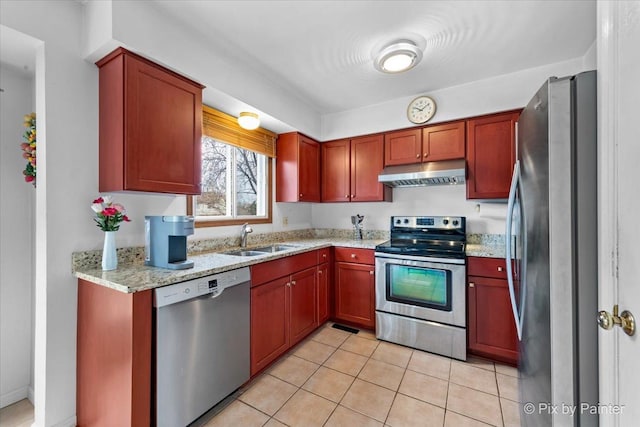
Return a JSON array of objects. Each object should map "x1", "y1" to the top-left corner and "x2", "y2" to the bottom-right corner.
[{"x1": 151, "y1": 0, "x2": 596, "y2": 115}]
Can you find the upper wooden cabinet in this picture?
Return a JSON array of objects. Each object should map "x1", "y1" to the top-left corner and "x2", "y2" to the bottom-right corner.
[
  {"x1": 384, "y1": 129, "x2": 422, "y2": 166},
  {"x1": 384, "y1": 121, "x2": 465, "y2": 166},
  {"x1": 466, "y1": 110, "x2": 521, "y2": 199},
  {"x1": 276, "y1": 132, "x2": 321, "y2": 202},
  {"x1": 422, "y1": 121, "x2": 466, "y2": 161},
  {"x1": 322, "y1": 135, "x2": 391, "y2": 202},
  {"x1": 96, "y1": 48, "x2": 204, "y2": 195}
]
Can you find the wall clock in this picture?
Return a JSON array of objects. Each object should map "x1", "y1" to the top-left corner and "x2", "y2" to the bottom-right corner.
[{"x1": 407, "y1": 96, "x2": 436, "y2": 124}]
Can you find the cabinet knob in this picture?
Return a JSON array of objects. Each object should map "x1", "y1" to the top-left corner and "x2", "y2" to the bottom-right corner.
[
  {"x1": 416, "y1": 154, "x2": 420, "y2": 158},
  {"x1": 318, "y1": 270, "x2": 323, "y2": 275},
  {"x1": 351, "y1": 254, "x2": 357, "y2": 259},
  {"x1": 299, "y1": 193, "x2": 303, "y2": 197},
  {"x1": 322, "y1": 254, "x2": 327, "y2": 258},
  {"x1": 369, "y1": 270, "x2": 374, "y2": 275},
  {"x1": 291, "y1": 280, "x2": 296, "y2": 286},
  {"x1": 469, "y1": 282, "x2": 475, "y2": 288},
  {"x1": 497, "y1": 266, "x2": 504, "y2": 272},
  {"x1": 346, "y1": 195, "x2": 350, "y2": 198},
  {"x1": 424, "y1": 153, "x2": 428, "y2": 157},
  {"x1": 286, "y1": 282, "x2": 291, "y2": 287},
  {"x1": 351, "y1": 194, "x2": 355, "y2": 198}
]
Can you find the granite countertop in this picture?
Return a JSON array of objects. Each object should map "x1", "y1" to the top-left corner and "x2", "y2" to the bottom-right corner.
[
  {"x1": 465, "y1": 234, "x2": 507, "y2": 259},
  {"x1": 74, "y1": 238, "x2": 385, "y2": 294}
]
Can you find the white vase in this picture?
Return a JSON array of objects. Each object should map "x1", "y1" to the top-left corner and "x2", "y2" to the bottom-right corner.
[{"x1": 102, "y1": 231, "x2": 117, "y2": 271}]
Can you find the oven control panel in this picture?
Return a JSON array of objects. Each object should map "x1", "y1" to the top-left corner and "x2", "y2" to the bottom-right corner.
[{"x1": 391, "y1": 216, "x2": 465, "y2": 230}]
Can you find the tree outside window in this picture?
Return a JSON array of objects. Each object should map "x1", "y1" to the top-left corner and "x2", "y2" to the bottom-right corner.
[{"x1": 194, "y1": 137, "x2": 269, "y2": 222}]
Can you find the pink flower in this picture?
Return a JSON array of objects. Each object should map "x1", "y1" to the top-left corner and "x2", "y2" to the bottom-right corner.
[
  {"x1": 25, "y1": 175, "x2": 35, "y2": 183},
  {"x1": 93, "y1": 197, "x2": 104, "y2": 204},
  {"x1": 112, "y1": 203, "x2": 125, "y2": 213},
  {"x1": 123, "y1": 215, "x2": 131, "y2": 222},
  {"x1": 102, "y1": 207, "x2": 118, "y2": 216}
]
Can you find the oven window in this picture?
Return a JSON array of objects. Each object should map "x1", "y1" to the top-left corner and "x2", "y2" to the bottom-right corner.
[{"x1": 386, "y1": 264, "x2": 452, "y2": 311}]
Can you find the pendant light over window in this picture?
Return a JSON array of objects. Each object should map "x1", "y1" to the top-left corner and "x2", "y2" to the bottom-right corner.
[
  {"x1": 374, "y1": 40, "x2": 423, "y2": 74},
  {"x1": 237, "y1": 112, "x2": 260, "y2": 130}
]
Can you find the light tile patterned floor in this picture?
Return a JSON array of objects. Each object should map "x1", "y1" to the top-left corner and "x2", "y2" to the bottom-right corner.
[{"x1": 204, "y1": 323, "x2": 522, "y2": 427}]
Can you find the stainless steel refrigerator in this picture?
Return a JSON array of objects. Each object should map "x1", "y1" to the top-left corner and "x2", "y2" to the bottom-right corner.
[{"x1": 505, "y1": 71, "x2": 598, "y2": 427}]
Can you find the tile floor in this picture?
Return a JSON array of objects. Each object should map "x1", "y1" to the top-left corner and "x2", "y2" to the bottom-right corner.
[
  {"x1": 202, "y1": 323, "x2": 522, "y2": 427},
  {"x1": 0, "y1": 323, "x2": 522, "y2": 427}
]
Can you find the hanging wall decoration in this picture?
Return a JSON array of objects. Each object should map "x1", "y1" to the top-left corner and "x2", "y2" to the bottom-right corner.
[{"x1": 20, "y1": 112, "x2": 37, "y2": 186}]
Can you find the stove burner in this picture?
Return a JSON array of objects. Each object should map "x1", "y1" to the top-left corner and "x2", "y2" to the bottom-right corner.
[{"x1": 375, "y1": 216, "x2": 466, "y2": 259}]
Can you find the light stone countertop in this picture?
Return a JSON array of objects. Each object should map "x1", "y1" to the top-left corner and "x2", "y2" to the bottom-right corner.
[
  {"x1": 75, "y1": 238, "x2": 385, "y2": 294},
  {"x1": 465, "y1": 243, "x2": 506, "y2": 259}
]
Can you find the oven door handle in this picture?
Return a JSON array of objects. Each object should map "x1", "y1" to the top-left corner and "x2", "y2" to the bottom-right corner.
[{"x1": 505, "y1": 160, "x2": 523, "y2": 341}]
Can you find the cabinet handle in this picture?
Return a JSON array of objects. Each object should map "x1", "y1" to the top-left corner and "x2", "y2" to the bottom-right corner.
[
  {"x1": 291, "y1": 280, "x2": 296, "y2": 286},
  {"x1": 469, "y1": 282, "x2": 475, "y2": 288},
  {"x1": 345, "y1": 195, "x2": 349, "y2": 198},
  {"x1": 322, "y1": 253, "x2": 327, "y2": 258},
  {"x1": 351, "y1": 194, "x2": 355, "y2": 198},
  {"x1": 423, "y1": 153, "x2": 428, "y2": 157},
  {"x1": 497, "y1": 266, "x2": 504, "y2": 272},
  {"x1": 318, "y1": 270, "x2": 323, "y2": 275},
  {"x1": 286, "y1": 282, "x2": 291, "y2": 287},
  {"x1": 351, "y1": 254, "x2": 357, "y2": 259},
  {"x1": 370, "y1": 271, "x2": 374, "y2": 275},
  {"x1": 416, "y1": 154, "x2": 420, "y2": 158}
]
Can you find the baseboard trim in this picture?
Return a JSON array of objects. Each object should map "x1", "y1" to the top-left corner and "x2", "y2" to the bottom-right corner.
[{"x1": 0, "y1": 386, "x2": 29, "y2": 409}]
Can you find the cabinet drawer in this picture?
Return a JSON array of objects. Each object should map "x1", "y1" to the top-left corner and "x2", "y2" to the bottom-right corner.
[
  {"x1": 334, "y1": 247, "x2": 374, "y2": 265},
  {"x1": 467, "y1": 257, "x2": 508, "y2": 279},
  {"x1": 251, "y1": 251, "x2": 318, "y2": 287},
  {"x1": 317, "y1": 248, "x2": 331, "y2": 264}
]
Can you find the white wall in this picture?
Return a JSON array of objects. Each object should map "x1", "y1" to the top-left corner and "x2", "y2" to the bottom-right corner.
[{"x1": 0, "y1": 64, "x2": 34, "y2": 408}]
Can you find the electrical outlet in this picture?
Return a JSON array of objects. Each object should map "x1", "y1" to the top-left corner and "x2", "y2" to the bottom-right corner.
[{"x1": 282, "y1": 216, "x2": 288, "y2": 226}]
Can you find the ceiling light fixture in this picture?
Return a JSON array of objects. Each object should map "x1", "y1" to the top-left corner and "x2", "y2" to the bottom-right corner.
[
  {"x1": 374, "y1": 40, "x2": 423, "y2": 74},
  {"x1": 238, "y1": 112, "x2": 260, "y2": 130}
]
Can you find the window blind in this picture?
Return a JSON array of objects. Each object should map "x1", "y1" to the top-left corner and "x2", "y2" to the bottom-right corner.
[{"x1": 201, "y1": 105, "x2": 277, "y2": 157}]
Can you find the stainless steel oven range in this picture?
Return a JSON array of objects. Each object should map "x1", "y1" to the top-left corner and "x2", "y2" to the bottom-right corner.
[{"x1": 375, "y1": 216, "x2": 467, "y2": 360}]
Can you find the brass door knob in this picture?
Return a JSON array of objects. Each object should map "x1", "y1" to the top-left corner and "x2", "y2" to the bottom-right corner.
[{"x1": 598, "y1": 305, "x2": 635, "y2": 336}]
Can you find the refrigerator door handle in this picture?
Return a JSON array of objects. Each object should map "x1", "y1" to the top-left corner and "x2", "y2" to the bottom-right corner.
[{"x1": 506, "y1": 161, "x2": 523, "y2": 340}]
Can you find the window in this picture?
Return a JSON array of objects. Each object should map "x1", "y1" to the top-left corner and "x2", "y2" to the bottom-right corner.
[{"x1": 187, "y1": 106, "x2": 276, "y2": 227}]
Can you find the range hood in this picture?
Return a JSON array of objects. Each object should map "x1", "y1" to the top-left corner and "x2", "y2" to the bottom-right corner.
[{"x1": 378, "y1": 159, "x2": 466, "y2": 187}]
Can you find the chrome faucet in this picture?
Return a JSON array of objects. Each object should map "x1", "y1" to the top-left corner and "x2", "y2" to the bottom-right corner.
[{"x1": 240, "y1": 223, "x2": 253, "y2": 248}]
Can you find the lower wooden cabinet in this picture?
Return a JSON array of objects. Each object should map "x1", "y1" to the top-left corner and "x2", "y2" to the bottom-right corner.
[
  {"x1": 250, "y1": 276, "x2": 290, "y2": 375},
  {"x1": 467, "y1": 257, "x2": 518, "y2": 365},
  {"x1": 289, "y1": 267, "x2": 318, "y2": 345},
  {"x1": 333, "y1": 248, "x2": 375, "y2": 329},
  {"x1": 250, "y1": 253, "x2": 322, "y2": 376},
  {"x1": 317, "y1": 262, "x2": 330, "y2": 324}
]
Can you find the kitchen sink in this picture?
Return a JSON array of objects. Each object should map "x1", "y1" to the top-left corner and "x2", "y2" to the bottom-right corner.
[
  {"x1": 252, "y1": 244, "x2": 297, "y2": 253},
  {"x1": 223, "y1": 250, "x2": 265, "y2": 257}
]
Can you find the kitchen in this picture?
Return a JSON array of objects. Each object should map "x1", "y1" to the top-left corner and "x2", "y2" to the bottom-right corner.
[{"x1": 0, "y1": 1, "x2": 638, "y2": 427}]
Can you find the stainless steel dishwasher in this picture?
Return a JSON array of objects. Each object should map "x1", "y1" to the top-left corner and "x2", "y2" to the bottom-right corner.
[{"x1": 154, "y1": 267, "x2": 250, "y2": 427}]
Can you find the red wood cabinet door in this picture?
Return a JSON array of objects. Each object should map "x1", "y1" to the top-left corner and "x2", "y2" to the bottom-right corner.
[
  {"x1": 421, "y1": 120, "x2": 466, "y2": 162},
  {"x1": 124, "y1": 54, "x2": 202, "y2": 194},
  {"x1": 384, "y1": 129, "x2": 422, "y2": 166},
  {"x1": 317, "y1": 263, "x2": 330, "y2": 324},
  {"x1": 466, "y1": 111, "x2": 520, "y2": 199},
  {"x1": 335, "y1": 262, "x2": 375, "y2": 329},
  {"x1": 350, "y1": 135, "x2": 390, "y2": 202},
  {"x1": 321, "y1": 139, "x2": 351, "y2": 202},
  {"x1": 467, "y1": 275, "x2": 518, "y2": 365},
  {"x1": 298, "y1": 135, "x2": 321, "y2": 202},
  {"x1": 250, "y1": 276, "x2": 290, "y2": 375},
  {"x1": 289, "y1": 267, "x2": 318, "y2": 345}
]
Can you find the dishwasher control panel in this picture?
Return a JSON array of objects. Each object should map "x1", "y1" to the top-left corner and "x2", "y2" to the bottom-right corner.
[{"x1": 154, "y1": 267, "x2": 251, "y2": 308}]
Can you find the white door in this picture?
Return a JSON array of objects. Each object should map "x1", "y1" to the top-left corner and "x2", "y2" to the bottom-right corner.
[{"x1": 597, "y1": 1, "x2": 640, "y2": 426}]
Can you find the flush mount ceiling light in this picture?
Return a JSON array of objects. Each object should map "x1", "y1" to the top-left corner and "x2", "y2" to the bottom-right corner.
[
  {"x1": 238, "y1": 112, "x2": 260, "y2": 130},
  {"x1": 374, "y1": 40, "x2": 423, "y2": 73}
]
